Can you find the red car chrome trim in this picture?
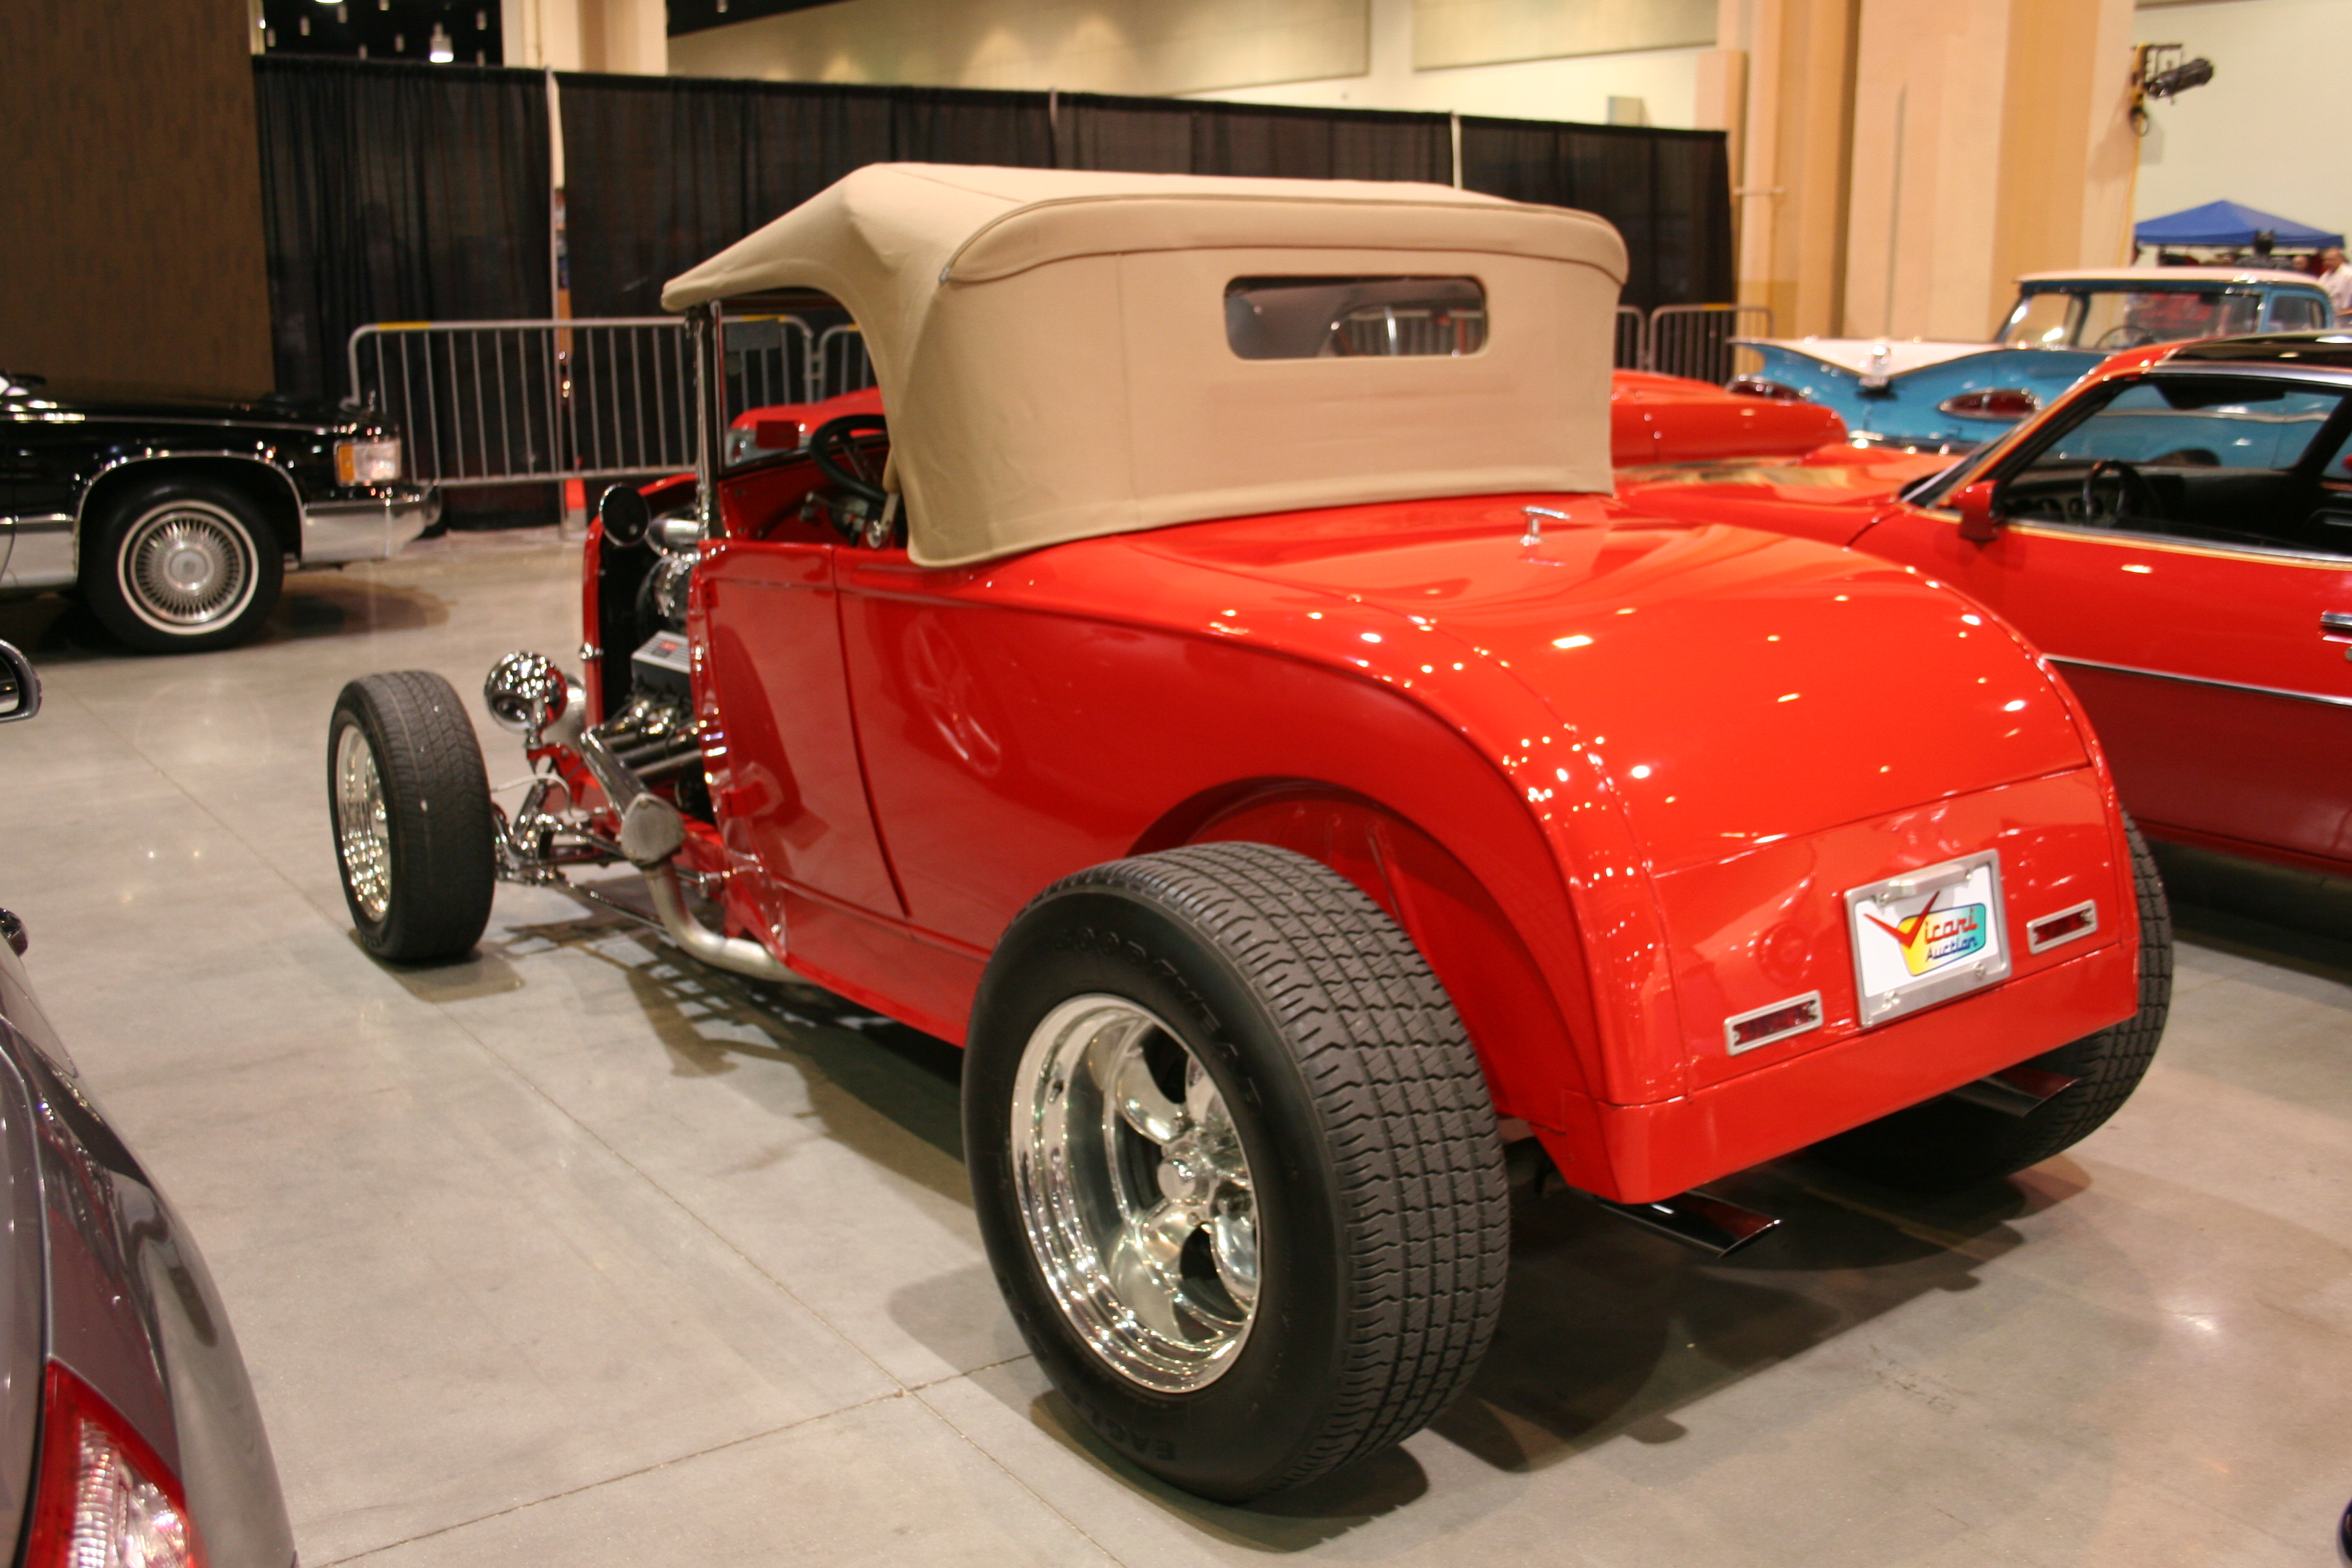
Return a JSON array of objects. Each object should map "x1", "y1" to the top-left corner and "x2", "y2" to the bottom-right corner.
[
  {"x1": 2025, "y1": 899, "x2": 2099, "y2": 954},
  {"x1": 2045, "y1": 653, "x2": 2352, "y2": 710},
  {"x1": 1722, "y1": 991, "x2": 1823, "y2": 1055}
]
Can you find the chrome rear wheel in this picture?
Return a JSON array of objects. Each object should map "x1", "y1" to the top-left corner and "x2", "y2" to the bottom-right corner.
[{"x1": 1012, "y1": 995, "x2": 1257, "y2": 1393}]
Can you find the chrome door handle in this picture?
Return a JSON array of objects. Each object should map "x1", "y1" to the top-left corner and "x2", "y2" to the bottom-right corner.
[{"x1": 2324, "y1": 611, "x2": 2352, "y2": 640}]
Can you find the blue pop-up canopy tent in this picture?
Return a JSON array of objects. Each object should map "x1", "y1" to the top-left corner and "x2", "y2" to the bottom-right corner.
[{"x1": 2135, "y1": 199, "x2": 2343, "y2": 248}]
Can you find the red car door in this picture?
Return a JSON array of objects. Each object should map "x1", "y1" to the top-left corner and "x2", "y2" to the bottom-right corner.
[
  {"x1": 695, "y1": 535, "x2": 908, "y2": 916},
  {"x1": 1861, "y1": 371, "x2": 2352, "y2": 871}
]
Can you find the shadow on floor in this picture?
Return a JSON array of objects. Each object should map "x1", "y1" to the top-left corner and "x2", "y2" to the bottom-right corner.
[
  {"x1": 0, "y1": 573, "x2": 449, "y2": 663},
  {"x1": 446, "y1": 877, "x2": 2090, "y2": 1544},
  {"x1": 486, "y1": 897, "x2": 968, "y2": 1193}
]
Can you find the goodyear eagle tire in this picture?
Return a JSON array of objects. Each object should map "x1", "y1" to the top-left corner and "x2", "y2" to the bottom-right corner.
[
  {"x1": 328, "y1": 671, "x2": 495, "y2": 963},
  {"x1": 964, "y1": 842, "x2": 1510, "y2": 1502},
  {"x1": 82, "y1": 477, "x2": 284, "y2": 653},
  {"x1": 1813, "y1": 817, "x2": 2171, "y2": 1191}
]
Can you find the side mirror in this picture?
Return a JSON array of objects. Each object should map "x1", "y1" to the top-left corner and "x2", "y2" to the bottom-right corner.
[
  {"x1": 0, "y1": 641, "x2": 40, "y2": 724},
  {"x1": 597, "y1": 483, "x2": 652, "y2": 548},
  {"x1": 1950, "y1": 479, "x2": 2004, "y2": 544}
]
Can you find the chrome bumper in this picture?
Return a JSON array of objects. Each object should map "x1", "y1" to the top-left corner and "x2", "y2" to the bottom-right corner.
[{"x1": 299, "y1": 489, "x2": 440, "y2": 566}]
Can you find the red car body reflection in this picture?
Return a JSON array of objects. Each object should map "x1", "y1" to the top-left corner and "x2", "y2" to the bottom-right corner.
[{"x1": 1620, "y1": 336, "x2": 2352, "y2": 878}]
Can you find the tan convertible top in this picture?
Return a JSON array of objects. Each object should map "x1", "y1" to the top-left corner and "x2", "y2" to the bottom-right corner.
[{"x1": 663, "y1": 164, "x2": 1628, "y2": 567}]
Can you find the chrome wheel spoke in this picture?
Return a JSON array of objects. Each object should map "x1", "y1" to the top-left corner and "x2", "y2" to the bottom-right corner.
[
  {"x1": 1012, "y1": 995, "x2": 1261, "y2": 1392},
  {"x1": 1208, "y1": 1195, "x2": 1259, "y2": 1309},
  {"x1": 1104, "y1": 1198, "x2": 1204, "y2": 1340},
  {"x1": 1108, "y1": 1034, "x2": 1184, "y2": 1146}
]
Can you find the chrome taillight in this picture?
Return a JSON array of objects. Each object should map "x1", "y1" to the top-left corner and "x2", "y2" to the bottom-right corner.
[
  {"x1": 21, "y1": 1363, "x2": 202, "y2": 1568},
  {"x1": 334, "y1": 436, "x2": 402, "y2": 485},
  {"x1": 1726, "y1": 377, "x2": 1808, "y2": 401},
  {"x1": 1937, "y1": 387, "x2": 2041, "y2": 420}
]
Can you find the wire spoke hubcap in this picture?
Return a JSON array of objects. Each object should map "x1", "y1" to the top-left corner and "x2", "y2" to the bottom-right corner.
[
  {"x1": 1012, "y1": 995, "x2": 1258, "y2": 1391},
  {"x1": 120, "y1": 503, "x2": 256, "y2": 630},
  {"x1": 333, "y1": 724, "x2": 391, "y2": 922}
]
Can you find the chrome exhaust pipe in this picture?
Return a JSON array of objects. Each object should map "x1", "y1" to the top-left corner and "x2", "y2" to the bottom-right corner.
[
  {"x1": 1946, "y1": 1063, "x2": 2077, "y2": 1117},
  {"x1": 1591, "y1": 1190, "x2": 1782, "y2": 1259},
  {"x1": 575, "y1": 728, "x2": 793, "y2": 985},
  {"x1": 642, "y1": 858, "x2": 793, "y2": 983}
]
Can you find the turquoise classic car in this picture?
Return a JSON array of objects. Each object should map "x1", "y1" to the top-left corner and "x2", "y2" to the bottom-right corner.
[{"x1": 1737, "y1": 266, "x2": 2335, "y2": 449}]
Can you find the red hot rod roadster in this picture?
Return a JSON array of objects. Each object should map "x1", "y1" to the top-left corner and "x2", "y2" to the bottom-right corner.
[{"x1": 327, "y1": 165, "x2": 2167, "y2": 1501}]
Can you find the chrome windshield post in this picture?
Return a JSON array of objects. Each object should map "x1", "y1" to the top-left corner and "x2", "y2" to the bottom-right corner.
[{"x1": 688, "y1": 301, "x2": 724, "y2": 539}]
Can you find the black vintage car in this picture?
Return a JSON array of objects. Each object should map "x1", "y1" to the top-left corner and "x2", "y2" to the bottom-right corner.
[
  {"x1": 0, "y1": 372, "x2": 438, "y2": 652},
  {"x1": 0, "y1": 641, "x2": 296, "y2": 1566}
]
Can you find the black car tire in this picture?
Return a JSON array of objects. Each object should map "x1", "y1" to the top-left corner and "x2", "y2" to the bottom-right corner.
[
  {"x1": 81, "y1": 477, "x2": 285, "y2": 653},
  {"x1": 964, "y1": 842, "x2": 1510, "y2": 1502},
  {"x1": 1812, "y1": 816, "x2": 2172, "y2": 1191},
  {"x1": 328, "y1": 672, "x2": 496, "y2": 963}
]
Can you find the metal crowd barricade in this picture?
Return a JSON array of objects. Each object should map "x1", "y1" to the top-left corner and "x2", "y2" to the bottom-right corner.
[
  {"x1": 1645, "y1": 303, "x2": 1773, "y2": 383},
  {"x1": 815, "y1": 324, "x2": 877, "y2": 397},
  {"x1": 348, "y1": 315, "x2": 846, "y2": 489},
  {"x1": 1614, "y1": 306, "x2": 1647, "y2": 371},
  {"x1": 349, "y1": 303, "x2": 1788, "y2": 492}
]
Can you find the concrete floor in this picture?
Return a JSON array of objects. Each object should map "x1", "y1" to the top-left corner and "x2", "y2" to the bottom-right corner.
[{"x1": 1, "y1": 529, "x2": 2349, "y2": 1567}]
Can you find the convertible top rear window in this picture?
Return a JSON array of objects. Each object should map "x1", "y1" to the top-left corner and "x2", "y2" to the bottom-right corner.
[{"x1": 1224, "y1": 277, "x2": 1487, "y2": 360}]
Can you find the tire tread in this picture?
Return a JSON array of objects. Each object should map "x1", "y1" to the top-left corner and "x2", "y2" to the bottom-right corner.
[{"x1": 1049, "y1": 842, "x2": 1509, "y2": 1493}]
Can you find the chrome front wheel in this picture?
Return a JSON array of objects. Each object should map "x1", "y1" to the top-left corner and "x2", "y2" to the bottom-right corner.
[
  {"x1": 1012, "y1": 995, "x2": 1258, "y2": 1393},
  {"x1": 326, "y1": 671, "x2": 496, "y2": 963},
  {"x1": 332, "y1": 722, "x2": 392, "y2": 923}
]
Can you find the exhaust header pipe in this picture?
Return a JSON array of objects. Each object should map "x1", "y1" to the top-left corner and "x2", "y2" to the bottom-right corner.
[{"x1": 576, "y1": 728, "x2": 793, "y2": 985}]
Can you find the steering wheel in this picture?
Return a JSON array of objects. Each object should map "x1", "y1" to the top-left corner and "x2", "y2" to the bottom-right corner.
[
  {"x1": 2092, "y1": 324, "x2": 2158, "y2": 350},
  {"x1": 810, "y1": 413, "x2": 890, "y2": 507},
  {"x1": 2081, "y1": 458, "x2": 2159, "y2": 524}
]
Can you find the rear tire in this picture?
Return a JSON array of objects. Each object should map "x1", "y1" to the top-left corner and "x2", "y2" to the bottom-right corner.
[
  {"x1": 1813, "y1": 817, "x2": 2171, "y2": 1191},
  {"x1": 328, "y1": 672, "x2": 495, "y2": 963},
  {"x1": 81, "y1": 478, "x2": 284, "y2": 653},
  {"x1": 964, "y1": 842, "x2": 1510, "y2": 1501}
]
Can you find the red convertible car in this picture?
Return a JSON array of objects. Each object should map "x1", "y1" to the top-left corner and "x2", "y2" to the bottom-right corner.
[
  {"x1": 1622, "y1": 332, "x2": 2352, "y2": 881},
  {"x1": 325, "y1": 166, "x2": 2164, "y2": 1500}
]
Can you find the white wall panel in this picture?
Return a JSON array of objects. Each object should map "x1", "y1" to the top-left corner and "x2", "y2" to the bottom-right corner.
[
  {"x1": 1413, "y1": 0, "x2": 1715, "y2": 70},
  {"x1": 667, "y1": 0, "x2": 1369, "y2": 95},
  {"x1": 2131, "y1": 0, "x2": 2352, "y2": 253}
]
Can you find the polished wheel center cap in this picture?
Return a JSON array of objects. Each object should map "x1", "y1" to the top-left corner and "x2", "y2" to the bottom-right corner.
[{"x1": 164, "y1": 544, "x2": 217, "y2": 592}]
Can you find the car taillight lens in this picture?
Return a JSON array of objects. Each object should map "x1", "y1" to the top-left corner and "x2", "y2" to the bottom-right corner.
[
  {"x1": 1726, "y1": 377, "x2": 1806, "y2": 401},
  {"x1": 22, "y1": 1363, "x2": 203, "y2": 1568},
  {"x1": 1937, "y1": 388, "x2": 2040, "y2": 420},
  {"x1": 334, "y1": 436, "x2": 402, "y2": 485}
]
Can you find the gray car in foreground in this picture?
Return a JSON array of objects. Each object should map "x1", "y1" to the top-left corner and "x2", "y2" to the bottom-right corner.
[{"x1": 0, "y1": 642, "x2": 294, "y2": 1567}]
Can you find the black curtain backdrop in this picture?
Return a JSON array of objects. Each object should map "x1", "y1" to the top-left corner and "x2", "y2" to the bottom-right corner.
[
  {"x1": 1052, "y1": 93, "x2": 1451, "y2": 184},
  {"x1": 1458, "y1": 117, "x2": 1734, "y2": 312},
  {"x1": 252, "y1": 60, "x2": 1733, "y2": 389},
  {"x1": 253, "y1": 58, "x2": 550, "y2": 399}
]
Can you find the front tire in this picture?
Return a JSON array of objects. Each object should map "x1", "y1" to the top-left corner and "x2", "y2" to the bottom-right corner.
[
  {"x1": 1813, "y1": 816, "x2": 2172, "y2": 1191},
  {"x1": 965, "y1": 842, "x2": 1509, "y2": 1501},
  {"x1": 82, "y1": 478, "x2": 284, "y2": 652},
  {"x1": 328, "y1": 672, "x2": 495, "y2": 963}
]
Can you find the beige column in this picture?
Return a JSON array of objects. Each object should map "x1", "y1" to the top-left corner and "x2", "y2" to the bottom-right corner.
[
  {"x1": 506, "y1": 0, "x2": 667, "y2": 73},
  {"x1": 1732, "y1": 0, "x2": 1861, "y2": 338},
  {"x1": 1841, "y1": 0, "x2": 2134, "y2": 343}
]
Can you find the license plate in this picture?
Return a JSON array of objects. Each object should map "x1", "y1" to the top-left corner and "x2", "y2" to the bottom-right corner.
[{"x1": 1845, "y1": 851, "x2": 2011, "y2": 1027}]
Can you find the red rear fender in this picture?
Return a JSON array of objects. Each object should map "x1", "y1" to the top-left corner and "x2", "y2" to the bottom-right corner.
[{"x1": 1139, "y1": 783, "x2": 1598, "y2": 1134}]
